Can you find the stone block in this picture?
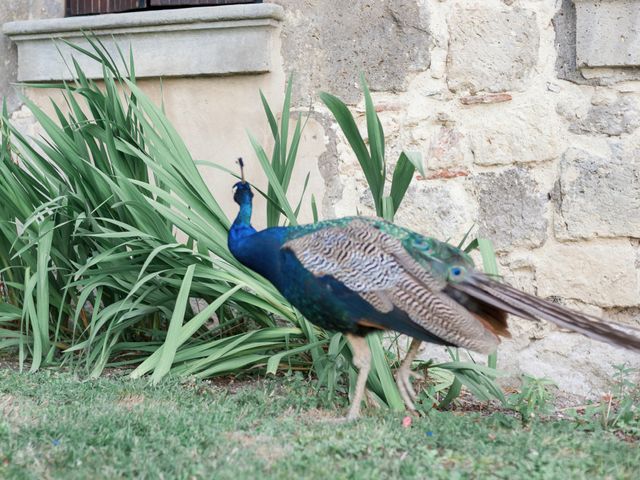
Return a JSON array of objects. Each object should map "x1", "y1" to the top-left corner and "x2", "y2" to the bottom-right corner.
[
  {"x1": 553, "y1": 146, "x2": 640, "y2": 240},
  {"x1": 501, "y1": 253, "x2": 537, "y2": 296},
  {"x1": 467, "y1": 103, "x2": 563, "y2": 165},
  {"x1": 446, "y1": 6, "x2": 539, "y2": 93},
  {"x1": 553, "y1": 0, "x2": 597, "y2": 85},
  {"x1": 425, "y1": 126, "x2": 469, "y2": 171},
  {"x1": 535, "y1": 240, "x2": 639, "y2": 307},
  {"x1": 507, "y1": 330, "x2": 640, "y2": 398},
  {"x1": 394, "y1": 180, "x2": 477, "y2": 243},
  {"x1": 273, "y1": 0, "x2": 431, "y2": 105},
  {"x1": 574, "y1": 0, "x2": 640, "y2": 68},
  {"x1": 557, "y1": 0, "x2": 640, "y2": 83},
  {"x1": 472, "y1": 168, "x2": 548, "y2": 252},
  {"x1": 0, "y1": 0, "x2": 64, "y2": 112},
  {"x1": 566, "y1": 96, "x2": 640, "y2": 136}
]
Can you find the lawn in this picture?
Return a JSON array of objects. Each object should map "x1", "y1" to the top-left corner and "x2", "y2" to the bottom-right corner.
[{"x1": 1, "y1": 365, "x2": 638, "y2": 480}]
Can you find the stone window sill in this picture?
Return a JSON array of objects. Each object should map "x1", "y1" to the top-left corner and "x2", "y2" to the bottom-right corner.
[{"x1": 2, "y1": 4, "x2": 283, "y2": 81}]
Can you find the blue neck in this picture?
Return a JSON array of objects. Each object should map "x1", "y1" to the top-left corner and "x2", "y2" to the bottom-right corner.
[
  {"x1": 234, "y1": 202, "x2": 253, "y2": 228},
  {"x1": 228, "y1": 197, "x2": 290, "y2": 285},
  {"x1": 228, "y1": 200, "x2": 257, "y2": 254}
]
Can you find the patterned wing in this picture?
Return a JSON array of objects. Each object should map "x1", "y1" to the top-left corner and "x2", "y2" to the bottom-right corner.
[{"x1": 283, "y1": 219, "x2": 501, "y2": 353}]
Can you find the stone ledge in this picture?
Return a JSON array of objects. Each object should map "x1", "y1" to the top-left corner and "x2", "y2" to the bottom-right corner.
[{"x1": 2, "y1": 4, "x2": 284, "y2": 81}]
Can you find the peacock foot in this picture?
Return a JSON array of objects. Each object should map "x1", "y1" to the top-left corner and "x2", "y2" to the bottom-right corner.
[
  {"x1": 395, "y1": 366, "x2": 424, "y2": 412},
  {"x1": 345, "y1": 405, "x2": 361, "y2": 421}
]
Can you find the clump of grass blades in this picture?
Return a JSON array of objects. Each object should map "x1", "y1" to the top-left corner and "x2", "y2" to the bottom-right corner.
[{"x1": 0, "y1": 38, "x2": 324, "y2": 381}]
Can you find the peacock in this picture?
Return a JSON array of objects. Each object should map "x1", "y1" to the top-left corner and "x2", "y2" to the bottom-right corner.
[{"x1": 227, "y1": 160, "x2": 640, "y2": 420}]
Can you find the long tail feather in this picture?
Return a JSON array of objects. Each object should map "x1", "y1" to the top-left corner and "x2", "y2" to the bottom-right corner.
[{"x1": 452, "y1": 273, "x2": 640, "y2": 352}]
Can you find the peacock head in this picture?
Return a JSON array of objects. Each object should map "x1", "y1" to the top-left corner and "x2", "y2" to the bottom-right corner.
[
  {"x1": 233, "y1": 181, "x2": 253, "y2": 205},
  {"x1": 232, "y1": 157, "x2": 254, "y2": 205}
]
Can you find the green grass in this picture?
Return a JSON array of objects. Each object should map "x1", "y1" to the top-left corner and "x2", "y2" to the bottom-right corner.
[{"x1": 0, "y1": 368, "x2": 638, "y2": 479}]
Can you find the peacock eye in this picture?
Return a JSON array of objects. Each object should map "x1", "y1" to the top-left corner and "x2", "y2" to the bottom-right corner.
[{"x1": 449, "y1": 265, "x2": 465, "y2": 281}]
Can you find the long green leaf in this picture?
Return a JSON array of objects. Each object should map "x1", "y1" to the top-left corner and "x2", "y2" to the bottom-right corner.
[
  {"x1": 247, "y1": 132, "x2": 298, "y2": 225},
  {"x1": 319, "y1": 91, "x2": 382, "y2": 211},
  {"x1": 360, "y1": 74, "x2": 385, "y2": 190},
  {"x1": 368, "y1": 334, "x2": 404, "y2": 411},
  {"x1": 389, "y1": 152, "x2": 416, "y2": 214},
  {"x1": 35, "y1": 220, "x2": 54, "y2": 360}
]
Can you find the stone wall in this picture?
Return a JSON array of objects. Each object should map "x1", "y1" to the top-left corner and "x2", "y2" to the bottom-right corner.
[
  {"x1": 2, "y1": 0, "x2": 639, "y2": 397},
  {"x1": 272, "y1": 0, "x2": 640, "y2": 397},
  {"x1": 0, "y1": 0, "x2": 63, "y2": 112}
]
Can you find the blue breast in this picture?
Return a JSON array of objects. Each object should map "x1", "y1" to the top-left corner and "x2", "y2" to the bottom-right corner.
[{"x1": 229, "y1": 225, "x2": 452, "y2": 344}]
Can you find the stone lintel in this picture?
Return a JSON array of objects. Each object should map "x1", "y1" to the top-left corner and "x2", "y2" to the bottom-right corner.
[{"x1": 2, "y1": 4, "x2": 284, "y2": 81}]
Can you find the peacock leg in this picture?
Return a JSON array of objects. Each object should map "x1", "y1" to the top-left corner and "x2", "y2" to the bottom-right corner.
[
  {"x1": 395, "y1": 338, "x2": 423, "y2": 412},
  {"x1": 345, "y1": 333, "x2": 372, "y2": 420}
]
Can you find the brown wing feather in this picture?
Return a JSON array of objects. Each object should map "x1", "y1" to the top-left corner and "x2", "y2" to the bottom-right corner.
[
  {"x1": 284, "y1": 220, "x2": 501, "y2": 353},
  {"x1": 443, "y1": 285, "x2": 511, "y2": 338}
]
